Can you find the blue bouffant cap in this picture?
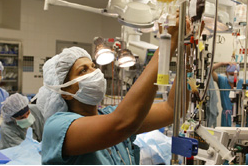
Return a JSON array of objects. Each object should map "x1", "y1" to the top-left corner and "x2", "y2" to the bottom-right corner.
[{"x1": 226, "y1": 64, "x2": 240, "y2": 73}]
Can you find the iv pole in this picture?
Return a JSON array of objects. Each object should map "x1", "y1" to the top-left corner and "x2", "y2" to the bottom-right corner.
[
  {"x1": 171, "y1": 1, "x2": 187, "y2": 164},
  {"x1": 241, "y1": 3, "x2": 248, "y2": 127}
]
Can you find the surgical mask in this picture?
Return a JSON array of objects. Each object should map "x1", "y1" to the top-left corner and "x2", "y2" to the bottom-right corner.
[
  {"x1": 45, "y1": 69, "x2": 106, "y2": 106},
  {"x1": 227, "y1": 75, "x2": 234, "y2": 83},
  {"x1": 227, "y1": 75, "x2": 239, "y2": 83},
  {"x1": 16, "y1": 113, "x2": 35, "y2": 129}
]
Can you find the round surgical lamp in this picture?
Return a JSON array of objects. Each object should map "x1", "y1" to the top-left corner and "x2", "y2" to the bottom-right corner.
[
  {"x1": 95, "y1": 48, "x2": 115, "y2": 65},
  {"x1": 94, "y1": 37, "x2": 115, "y2": 65},
  {"x1": 118, "y1": 49, "x2": 136, "y2": 68}
]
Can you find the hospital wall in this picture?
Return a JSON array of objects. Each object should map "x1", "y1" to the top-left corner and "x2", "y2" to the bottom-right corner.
[
  {"x1": 0, "y1": 0, "x2": 150, "y2": 94},
  {"x1": 206, "y1": 32, "x2": 239, "y2": 127}
]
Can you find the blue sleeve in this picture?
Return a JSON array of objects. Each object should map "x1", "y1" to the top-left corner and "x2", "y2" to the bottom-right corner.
[
  {"x1": 41, "y1": 112, "x2": 82, "y2": 164},
  {"x1": 0, "y1": 88, "x2": 9, "y2": 113},
  {"x1": 101, "y1": 105, "x2": 118, "y2": 114},
  {"x1": 217, "y1": 74, "x2": 226, "y2": 89}
]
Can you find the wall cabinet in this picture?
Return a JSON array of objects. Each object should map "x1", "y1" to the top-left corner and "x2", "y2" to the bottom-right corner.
[{"x1": 0, "y1": 40, "x2": 22, "y2": 94}]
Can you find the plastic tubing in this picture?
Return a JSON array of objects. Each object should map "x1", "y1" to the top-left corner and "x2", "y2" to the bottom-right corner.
[
  {"x1": 156, "y1": 31, "x2": 171, "y2": 92},
  {"x1": 195, "y1": 125, "x2": 235, "y2": 163},
  {"x1": 200, "y1": 0, "x2": 218, "y2": 101}
]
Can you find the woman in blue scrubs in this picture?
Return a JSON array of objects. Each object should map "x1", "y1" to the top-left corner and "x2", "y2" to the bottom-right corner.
[{"x1": 36, "y1": 15, "x2": 190, "y2": 165}]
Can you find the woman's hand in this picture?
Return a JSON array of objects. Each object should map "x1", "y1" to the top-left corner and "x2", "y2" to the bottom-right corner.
[
  {"x1": 167, "y1": 10, "x2": 191, "y2": 42},
  {"x1": 223, "y1": 62, "x2": 235, "y2": 67},
  {"x1": 166, "y1": 10, "x2": 191, "y2": 60}
]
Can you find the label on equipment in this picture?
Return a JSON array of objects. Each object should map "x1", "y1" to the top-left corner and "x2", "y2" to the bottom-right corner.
[{"x1": 157, "y1": 74, "x2": 169, "y2": 84}]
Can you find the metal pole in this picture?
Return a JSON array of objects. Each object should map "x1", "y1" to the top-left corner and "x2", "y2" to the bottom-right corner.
[
  {"x1": 121, "y1": 69, "x2": 124, "y2": 100},
  {"x1": 182, "y1": 52, "x2": 187, "y2": 122},
  {"x1": 241, "y1": 3, "x2": 248, "y2": 127},
  {"x1": 171, "y1": 1, "x2": 186, "y2": 164},
  {"x1": 120, "y1": 26, "x2": 125, "y2": 101}
]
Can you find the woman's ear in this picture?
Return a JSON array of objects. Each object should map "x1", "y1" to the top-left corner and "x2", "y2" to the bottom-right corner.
[{"x1": 61, "y1": 94, "x2": 74, "y2": 101}]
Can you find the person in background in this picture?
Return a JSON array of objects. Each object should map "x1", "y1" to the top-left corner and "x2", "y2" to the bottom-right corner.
[
  {"x1": 35, "y1": 14, "x2": 191, "y2": 164},
  {"x1": 0, "y1": 93, "x2": 44, "y2": 149},
  {"x1": 212, "y1": 62, "x2": 248, "y2": 127},
  {"x1": 0, "y1": 61, "x2": 9, "y2": 114}
]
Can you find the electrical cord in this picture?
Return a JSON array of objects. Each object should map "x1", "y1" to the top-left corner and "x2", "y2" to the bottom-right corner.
[{"x1": 200, "y1": 0, "x2": 218, "y2": 101}]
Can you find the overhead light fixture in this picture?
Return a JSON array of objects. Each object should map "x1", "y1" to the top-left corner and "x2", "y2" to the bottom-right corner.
[
  {"x1": 118, "y1": 2, "x2": 155, "y2": 28},
  {"x1": 94, "y1": 37, "x2": 115, "y2": 65},
  {"x1": 118, "y1": 49, "x2": 136, "y2": 68}
]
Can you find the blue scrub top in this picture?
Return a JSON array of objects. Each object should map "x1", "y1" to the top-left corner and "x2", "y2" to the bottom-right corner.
[
  {"x1": 218, "y1": 74, "x2": 248, "y2": 126},
  {"x1": 41, "y1": 105, "x2": 140, "y2": 165},
  {"x1": 0, "y1": 88, "x2": 9, "y2": 113}
]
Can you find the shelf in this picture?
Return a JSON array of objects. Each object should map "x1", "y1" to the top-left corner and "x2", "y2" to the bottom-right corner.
[
  {"x1": 4, "y1": 66, "x2": 18, "y2": 68},
  {"x1": 0, "y1": 40, "x2": 22, "y2": 93},
  {"x1": 0, "y1": 54, "x2": 18, "y2": 57},
  {"x1": 1, "y1": 80, "x2": 17, "y2": 83}
]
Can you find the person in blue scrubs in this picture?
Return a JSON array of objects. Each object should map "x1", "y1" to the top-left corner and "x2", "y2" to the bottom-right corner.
[
  {"x1": 35, "y1": 16, "x2": 191, "y2": 164},
  {"x1": 0, "y1": 61, "x2": 9, "y2": 114},
  {"x1": 212, "y1": 62, "x2": 248, "y2": 127},
  {"x1": 0, "y1": 93, "x2": 44, "y2": 149}
]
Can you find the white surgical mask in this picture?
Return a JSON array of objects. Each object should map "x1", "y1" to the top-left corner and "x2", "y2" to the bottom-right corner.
[
  {"x1": 227, "y1": 75, "x2": 234, "y2": 83},
  {"x1": 45, "y1": 69, "x2": 106, "y2": 106},
  {"x1": 227, "y1": 75, "x2": 239, "y2": 83},
  {"x1": 16, "y1": 113, "x2": 35, "y2": 129}
]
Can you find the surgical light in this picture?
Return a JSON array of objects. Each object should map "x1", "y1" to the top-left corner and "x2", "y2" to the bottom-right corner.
[
  {"x1": 95, "y1": 48, "x2": 115, "y2": 65},
  {"x1": 94, "y1": 37, "x2": 115, "y2": 65},
  {"x1": 118, "y1": 49, "x2": 136, "y2": 68},
  {"x1": 118, "y1": 2, "x2": 155, "y2": 28}
]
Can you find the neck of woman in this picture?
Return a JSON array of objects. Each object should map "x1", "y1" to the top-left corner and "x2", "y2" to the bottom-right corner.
[{"x1": 68, "y1": 99, "x2": 98, "y2": 116}]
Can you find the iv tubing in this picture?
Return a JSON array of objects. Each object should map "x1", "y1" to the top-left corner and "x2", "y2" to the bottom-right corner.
[{"x1": 200, "y1": 0, "x2": 218, "y2": 101}]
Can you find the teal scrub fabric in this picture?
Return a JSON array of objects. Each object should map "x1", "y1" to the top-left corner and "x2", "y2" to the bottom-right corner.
[
  {"x1": 0, "y1": 88, "x2": 9, "y2": 114},
  {"x1": 41, "y1": 105, "x2": 140, "y2": 165},
  {"x1": 206, "y1": 76, "x2": 219, "y2": 127},
  {"x1": 218, "y1": 74, "x2": 248, "y2": 127}
]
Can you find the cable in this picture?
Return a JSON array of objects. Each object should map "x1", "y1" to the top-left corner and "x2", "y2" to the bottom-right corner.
[{"x1": 200, "y1": 0, "x2": 218, "y2": 101}]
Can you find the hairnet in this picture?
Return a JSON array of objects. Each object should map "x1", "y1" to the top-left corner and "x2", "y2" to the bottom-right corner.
[
  {"x1": 35, "y1": 47, "x2": 92, "y2": 120},
  {"x1": 1, "y1": 93, "x2": 29, "y2": 123},
  {"x1": 0, "y1": 61, "x2": 4, "y2": 72},
  {"x1": 226, "y1": 64, "x2": 240, "y2": 73}
]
